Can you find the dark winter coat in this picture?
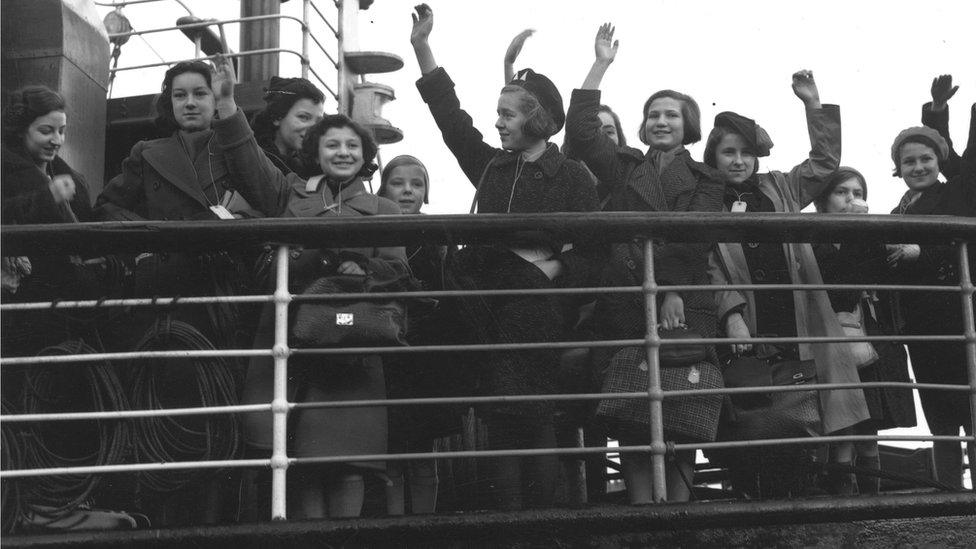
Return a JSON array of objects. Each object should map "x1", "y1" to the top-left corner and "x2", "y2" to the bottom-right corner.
[
  {"x1": 2, "y1": 145, "x2": 92, "y2": 225},
  {"x1": 564, "y1": 88, "x2": 725, "y2": 351}
]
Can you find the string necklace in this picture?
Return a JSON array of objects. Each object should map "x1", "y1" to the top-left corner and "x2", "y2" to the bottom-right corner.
[{"x1": 507, "y1": 155, "x2": 526, "y2": 213}]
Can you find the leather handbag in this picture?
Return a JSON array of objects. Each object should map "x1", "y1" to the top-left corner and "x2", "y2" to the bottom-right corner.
[
  {"x1": 291, "y1": 275, "x2": 408, "y2": 347},
  {"x1": 720, "y1": 355, "x2": 821, "y2": 440},
  {"x1": 658, "y1": 327, "x2": 709, "y2": 368}
]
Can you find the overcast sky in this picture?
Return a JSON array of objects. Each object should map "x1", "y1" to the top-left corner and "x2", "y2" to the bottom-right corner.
[{"x1": 103, "y1": 0, "x2": 976, "y2": 216}]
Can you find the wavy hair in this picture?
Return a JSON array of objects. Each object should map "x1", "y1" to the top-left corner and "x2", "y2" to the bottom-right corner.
[
  {"x1": 2, "y1": 85, "x2": 65, "y2": 148},
  {"x1": 638, "y1": 89, "x2": 701, "y2": 146},
  {"x1": 153, "y1": 61, "x2": 213, "y2": 132},
  {"x1": 301, "y1": 114, "x2": 378, "y2": 179}
]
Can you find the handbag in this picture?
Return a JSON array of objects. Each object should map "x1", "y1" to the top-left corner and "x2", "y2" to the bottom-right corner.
[
  {"x1": 291, "y1": 275, "x2": 408, "y2": 347},
  {"x1": 596, "y1": 346, "x2": 724, "y2": 442},
  {"x1": 658, "y1": 327, "x2": 709, "y2": 368},
  {"x1": 722, "y1": 355, "x2": 817, "y2": 410},
  {"x1": 837, "y1": 301, "x2": 880, "y2": 369},
  {"x1": 720, "y1": 355, "x2": 822, "y2": 440}
]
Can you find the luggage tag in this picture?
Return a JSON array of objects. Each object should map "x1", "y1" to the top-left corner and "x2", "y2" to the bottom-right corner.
[
  {"x1": 731, "y1": 201, "x2": 747, "y2": 213},
  {"x1": 209, "y1": 205, "x2": 235, "y2": 219}
]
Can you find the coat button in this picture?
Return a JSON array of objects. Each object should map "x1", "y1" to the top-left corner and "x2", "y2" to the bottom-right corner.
[
  {"x1": 747, "y1": 242, "x2": 760, "y2": 249},
  {"x1": 290, "y1": 250, "x2": 302, "y2": 260},
  {"x1": 534, "y1": 172, "x2": 543, "y2": 179},
  {"x1": 153, "y1": 182, "x2": 160, "y2": 190},
  {"x1": 753, "y1": 268, "x2": 767, "y2": 282},
  {"x1": 626, "y1": 259, "x2": 637, "y2": 270}
]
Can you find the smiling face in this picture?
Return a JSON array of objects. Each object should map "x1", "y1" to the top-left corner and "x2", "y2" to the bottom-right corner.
[
  {"x1": 317, "y1": 126, "x2": 364, "y2": 181},
  {"x1": 898, "y1": 141, "x2": 941, "y2": 191},
  {"x1": 171, "y1": 72, "x2": 215, "y2": 132},
  {"x1": 274, "y1": 98, "x2": 324, "y2": 155},
  {"x1": 383, "y1": 164, "x2": 428, "y2": 214},
  {"x1": 495, "y1": 90, "x2": 532, "y2": 152},
  {"x1": 713, "y1": 133, "x2": 757, "y2": 184},
  {"x1": 22, "y1": 110, "x2": 67, "y2": 167},
  {"x1": 823, "y1": 177, "x2": 866, "y2": 213},
  {"x1": 597, "y1": 111, "x2": 620, "y2": 145},
  {"x1": 643, "y1": 97, "x2": 685, "y2": 151}
]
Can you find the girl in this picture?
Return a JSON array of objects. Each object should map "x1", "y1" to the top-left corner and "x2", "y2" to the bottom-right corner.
[
  {"x1": 886, "y1": 86, "x2": 975, "y2": 487},
  {"x1": 250, "y1": 76, "x2": 325, "y2": 178},
  {"x1": 411, "y1": 4, "x2": 599, "y2": 510},
  {"x1": 704, "y1": 72, "x2": 872, "y2": 497},
  {"x1": 812, "y1": 168, "x2": 917, "y2": 495},
  {"x1": 564, "y1": 23, "x2": 725, "y2": 503},
  {"x1": 205, "y1": 55, "x2": 409, "y2": 518},
  {"x1": 377, "y1": 155, "x2": 449, "y2": 515},
  {"x1": 1, "y1": 85, "x2": 97, "y2": 349}
]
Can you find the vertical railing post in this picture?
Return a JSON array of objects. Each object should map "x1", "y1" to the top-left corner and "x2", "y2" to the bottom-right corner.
[
  {"x1": 301, "y1": 0, "x2": 310, "y2": 79},
  {"x1": 642, "y1": 239, "x2": 667, "y2": 501},
  {"x1": 271, "y1": 244, "x2": 292, "y2": 519},
  {"x1": 957, "y1": 241, "x2": 976, "y2": 489}
]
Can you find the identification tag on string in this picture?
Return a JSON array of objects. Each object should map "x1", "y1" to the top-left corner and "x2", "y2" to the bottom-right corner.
[
  {"x1": 731, "y1": 201, "x2": 748, "y2": 213},
  {"x1": 210, "y1": 205, "x2": 235, "y2": 219}
]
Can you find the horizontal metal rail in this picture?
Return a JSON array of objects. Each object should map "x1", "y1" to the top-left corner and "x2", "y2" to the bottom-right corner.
[
  {"x1": 4, "y1": 435, "x2": 972, "y2": 480},
  {"x1": 106, "y1": 14, "x2": 305, "y2": 41},
  {"x1": 0, "y1": 283, "x2": 960, "y2": 313},
  {"x1": 95, "y1": 0, "x2": 192, "y2": 10},
  {"x1": 3, "y1": 214, "x2": 974, "y2": 256},
  {"x1": 3, "y1": 217, "x2": 974, "y2": 515},
  {"x1": 2, "y1": 381, "x2": 967, "y2": 424},
  {"x1": 1, "y1": 334, "x2": 968, "y2": 367},
  {"x1": 109, "y1": 47, "x2": 308, "y2": 74}
]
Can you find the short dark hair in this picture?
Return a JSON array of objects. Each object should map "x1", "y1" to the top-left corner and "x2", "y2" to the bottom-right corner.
[
  {"x1": 638, "y1": 89, "x2": 701, "y2": 146},
  {"x1": 301, "y1": 114, "x2": 378, "y2": 179},
  {"x1": 2, "y1": 85, "x2": 65, "y2": 148},
  {"x1": 379, "y1": 154, "x2": 429, "y2": 204},
  {"x1": 250, "y1": 77, "x2": 325, "y2": 151},
  {"x1": 500, "y1": 85, "x2": 559, "y2": 141},
  {"x1": 597, "y1": 104, "x2": 626, "y2": 148},
  {"x1": 154, "y1": 61, "x2": 213, "y2": 132},
  {"x1": 815, "y1": 167, "x2": 868, "y2": 212}
]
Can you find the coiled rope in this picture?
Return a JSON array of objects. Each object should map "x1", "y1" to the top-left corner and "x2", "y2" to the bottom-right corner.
[
  {"x1": 129, "y1": 317, "x2": 241, "y2": 493},
  {"x1": 18, "y1": 340, "x2": 130, "y2": 526}
]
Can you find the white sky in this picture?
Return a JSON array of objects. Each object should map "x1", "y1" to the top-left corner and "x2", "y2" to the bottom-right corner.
[{"x1": 102, "y1": 0, "x2": 976, "y2": 216}]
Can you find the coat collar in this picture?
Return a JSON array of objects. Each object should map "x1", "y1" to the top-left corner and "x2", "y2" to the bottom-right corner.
[
  {"x1": 491, "y1": 142, "x2": 566, "y2": 178},
  {"x1": 141, "y1": 132, "x2": 212, "y2": 207},
  {"x1": 288, "y1": 176, "x2": 380, "y2": 217}
]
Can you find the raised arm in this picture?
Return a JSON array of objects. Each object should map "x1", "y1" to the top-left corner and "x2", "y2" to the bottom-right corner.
[
  {"x1": 922, "y1": 75, "x2": 962, "y2": 178},
  {"x1": 581, "y1": 23, "x2": 618, "y2": 90},
  {"x1": 411, "y1": 4, "x2": 437, "y2": 75},
  {"x1": 564, "y1": 24, "x2": 629, "y2": 187},
  {"x1": 783, "y1": 70, "x2": 841, "y2": 208},
  {"x1": 503, "y1": 29, "x2": 534, "y2": 84},
  {"x1": 412, "y1": 4, "x2": 499, "y2": 186},
  {"x1": 210, "y1": 54, "x2": 292, "y2": 216}
]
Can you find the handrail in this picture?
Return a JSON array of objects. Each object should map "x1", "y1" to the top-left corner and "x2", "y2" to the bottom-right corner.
[
  {"x1": 2, "y1": 214, "x2": 974, "y2": 520},
  {"x1": 3, "y1": 213, "x2": 975, "y2": 256}
]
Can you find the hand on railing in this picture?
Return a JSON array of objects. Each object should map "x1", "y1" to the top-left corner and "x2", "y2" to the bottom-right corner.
[{"x1": 660, "y1": 291, "x2": 686, "y2": 330}]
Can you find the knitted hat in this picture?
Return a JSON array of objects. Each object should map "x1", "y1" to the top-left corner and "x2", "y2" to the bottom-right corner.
[
  {"x1": 379, "y1": 154, "x2": 430, "y2": 204},
  {"x1": 507, "y1": 68, "x2": 565, "y2": 133},
  {"x1": 890, "y1": 126, "x2": 949, "y2": 168}
]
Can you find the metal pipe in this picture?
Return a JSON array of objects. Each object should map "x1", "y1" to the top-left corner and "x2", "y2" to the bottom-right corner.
[
  {"x1": 335, "y1": 0, "x2": 349, "y2": 115},
  {"x1": 1, "y1": 349, "x2": 270, "y2": 367},
  {"x1": 107, "y1": 14, "x2": 303, "y2": 41},
  {"x1": 271, "y1": 245, "x2": 292, "y2": 520},
  {"x1": 4, "y1": 214, "x2": 972, "y2": 256},
  {"x1": 308, "y1": 0, "x2": 340, "y2": 37},
  {"x1": 1, "y1": 403, "x2": 272, "y2": 422},
  {"x1": 110, "y1": 47, "x2": 307, "y2": 74},
  {"x1": 958, "y1": 241, "x2": 976, "y2": 487},
  {"x1": 301, "y1": 0, "x2": 310, "y2": 80},
  {"x1": 641, "y1": 239, "x2": 667, "y2": 501}
]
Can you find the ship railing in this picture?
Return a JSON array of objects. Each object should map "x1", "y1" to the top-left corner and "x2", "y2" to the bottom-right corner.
[
  {"x1": 96, "y1": 0, "x2": 343, "y2": 101},
  {"x1": 1, "y1": 213, "x2": 974, "y2": 520}
]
